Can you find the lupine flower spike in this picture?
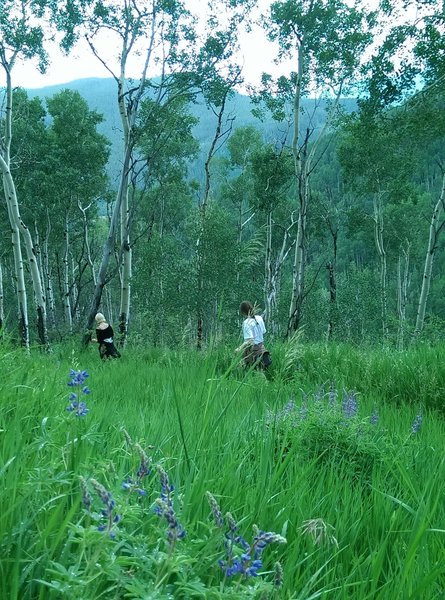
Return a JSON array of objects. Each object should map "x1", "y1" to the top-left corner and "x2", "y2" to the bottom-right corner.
[
  {"x1": 218, "y1": 513, "x2": 286, "y2": 579},
  {"x1": 79, "y1": 476, "x2": 92, "y2": 512},
  {"x1": 122, "y1": 442, "x2": 151, "y2": 496},
  {"x1": 66, "y1": 369, "x2": 90, "y2": 417},
  {"x1": 206, "y1": 491, "x2": 224, "y2": 528},
  {"x1": 154, "y1": 466, "x2": 186, "y2": 549},
  {"x1": 329, "y1": 382, "x2": 337, "y2": 405},
  {"x1": 342, "y1": 390, "x2": 358, "y2": 419},
  {"x1": 411, "y1": 413, "x2": 423, "y2": 434},
  {"x1": 90, "y1": 478, "x2": 120, "y2": 538}
]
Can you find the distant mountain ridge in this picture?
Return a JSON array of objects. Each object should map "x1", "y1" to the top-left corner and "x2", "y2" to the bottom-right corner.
[{"x1": 27, "y1": 78, "x2": 356, "y2": 185}]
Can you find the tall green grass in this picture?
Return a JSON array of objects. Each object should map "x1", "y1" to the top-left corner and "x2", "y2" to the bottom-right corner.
[{"x1": 0, "y1": 342, "x2": 444, "y2": 598}]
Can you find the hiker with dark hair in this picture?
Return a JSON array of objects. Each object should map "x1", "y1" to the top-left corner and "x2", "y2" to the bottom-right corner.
[{"x1": 235, "y1": 301, "x2": 271, "y2": 369}]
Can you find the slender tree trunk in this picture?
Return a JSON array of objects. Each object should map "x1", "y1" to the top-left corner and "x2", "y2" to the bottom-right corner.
[
  {"x1": 264, "y1": 210, "x2": 274, "y2": 325},
  {"x1": 2, "y1": 172, "x2": 48, "y2": 347},
  {"x1": 78, "y1": 200, "x2": 97, "y2": 286},
  {"x1": 397, "y1": 242, "x2": 410, "y2": 350},
  {"x1": 414, "y1": 172, "x2": 445, "y2": 337},
  {"x1": 286, "y1": 46, "x2": 344, "y2": 338},
  {"x1": 84, "y1": 142, "x2": 132, "y2": 342},
  {"x1": 43, "y1": 212, "x2": 56, "y2": 328},
  {"x1": 326, "y1": 261, "x2": 337, "y2": 341},
  {"x1": 288, "y1": 182, "x2": 308, "y2": 335},
  {"x1": 287, "y1": 41, "x2": 306, "y2": 337},
  {"x1": 85, "y1": 13, "x2": 155, "y2": 344},
  {"x1": 373, "y1": 193, "x2": 388, "y2": 340},
  {"x1": 264, "y1": 211, "x2": 295, "y2": 335},
  {"x1": 196, "y1": 89, "x2": 231, "y2": 349},
  {"x1": 119, "y1": 181, "x2": 132, "y2": 346},
  {"x1": 326, "y1": 211, "x2": 338, "y2": 342},
  {"x1": 2, "y1": 179, "x2": 29, "y2": 346},
  {"x1": 63, "y1": 213, "x2": 73, "y2": 333},
  {"x1": 0, "y1": 68, "x2": 47, "y2": 348}
]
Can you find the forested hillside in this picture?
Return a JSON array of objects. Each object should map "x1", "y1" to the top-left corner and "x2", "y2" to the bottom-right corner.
[
  {"x1": 0, "y1": 0, "x2": 444, "y2": 350},
  {"x1": 27, "y1": 78, "x2": 356, "y2": 184}
]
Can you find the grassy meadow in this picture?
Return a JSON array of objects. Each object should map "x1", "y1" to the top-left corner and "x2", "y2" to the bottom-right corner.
[{"x1": 1, "y1": 340, "x2": 445, "y2": 599}]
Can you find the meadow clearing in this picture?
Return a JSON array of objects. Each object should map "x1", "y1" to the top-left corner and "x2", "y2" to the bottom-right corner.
[{"x1": 1, "y1": 340, "x2": 445, "y2": 599}]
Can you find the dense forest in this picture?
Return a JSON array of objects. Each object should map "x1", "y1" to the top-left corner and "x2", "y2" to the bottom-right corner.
[{"x1": 1, "y1": 0, "x2": 444, "y2": 349}]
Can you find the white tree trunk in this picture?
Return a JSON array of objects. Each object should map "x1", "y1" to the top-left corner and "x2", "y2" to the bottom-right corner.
[
  {"x1": 2, "y1": 178, "x2": 29, "y2": 346},
  {"x1": 0, "y1": 68, "x2": 47, "y2": 347},
  {"x1": 2, "y1": 170, "x2": 47, "y2": 346},
  {"x1": 63, "y1": 213, "x2": 73, "y2": 332},
  {"x1": 78, "y1": 200, "x2": 97, "y2": 286},
  {"x1": 85, "y1": 10, "x2": 156, "y2": 342},
  {"x1": 265, "y1": 210, "x2": 295, "y2": 335},
  {"x1": 119, "y1": 181, "x2": 131, "y2": 346},
  {"x1": 287, "y1": 42, "x2": 344, "y2": 337},
  {"x1": 397, "y1": 241, "x2": 410, "y2": 350},
  {"x1": 287, "y1": 41, "x2": 305, "y2": 337},
  {"x1": 373, "y1": 193, "x2": 388, "y2": 340},
  {"x1": 414, "y1": 172, "x2": 445, "y2": 336},
  {"x1": 43, "y1": 211, "x2": 56, "y2": 328}
]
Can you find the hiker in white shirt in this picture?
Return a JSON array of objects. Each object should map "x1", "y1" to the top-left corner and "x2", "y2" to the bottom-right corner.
[{"x1": 235, "y1": 301, "x2": 270, "y2": 369}]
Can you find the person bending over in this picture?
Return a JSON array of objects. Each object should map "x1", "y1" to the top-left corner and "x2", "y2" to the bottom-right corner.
[{"x1": 92, "y1": 313, "x2": 121, "y2": 360}]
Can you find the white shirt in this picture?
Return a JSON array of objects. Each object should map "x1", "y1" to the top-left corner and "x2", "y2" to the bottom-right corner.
[{"x1": 242, "y1": 315, "x2": 266, "y2": 344}]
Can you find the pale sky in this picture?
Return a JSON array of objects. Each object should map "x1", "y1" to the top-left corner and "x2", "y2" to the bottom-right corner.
[
  {"x1": 5, "y1": 0, "x2": 414, "y2": 92},
  {"x1": 9, "y1": 0, "x2": 287, "y2": 92}
]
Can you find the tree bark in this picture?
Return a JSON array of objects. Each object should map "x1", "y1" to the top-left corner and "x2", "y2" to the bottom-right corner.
[
  {"x1": 63, "y1": 213, "x2": 73, "y2": 333},
  {"x1": 42, "y1": 212, "x2": 56, "y2": 328},
  {"x1": 0, "y1": 65, "x2": 47, "y2": 348},
  {"x1": 196, "y1": 88, "x2": 232, "y2": 349},
  {"x1": 414, "y1": 171, "x2": 445, "y2": 337},
  {"x1": 373, "y1": 193, "x2": 388, "y2": 340},
  {"x1": 397, "y1": 242, "x2": 410, "y2": 350}
]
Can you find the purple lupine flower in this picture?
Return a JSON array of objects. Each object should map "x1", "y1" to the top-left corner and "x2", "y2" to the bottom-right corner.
[
  {"x1": 206, "y1": 491, "x2": 224, "y2": 528},
  {"x1": 328, "y1": 382, "x2": 337, "y2": 405},
  {"x1": 219, "y1": 519, "x2": 286, "y2": 579},
  {"x1": 154, "y1": 498, "x2": 186, "y2": 545},
  {"x1": 66, "y1": 400, "x2": 89, "y2": 417},
  {"x1": 411, "y1": 413, "x2": 423, "y2": 434},
  {"x1": 251, "y1": 529, "x2": 287, "y2": 559},
  {"x1": 91, "y1": 478, "x2": 120, "y2": 537},
  {"x1": 154, "y1": 466, "x2": 185, "y2": 549},
  {"x1": 342, "y1": 390, "x2": 358, "y2": 419},
  {"x1": 79, "y1": 476, "x2": 92, "y2": 512},
  {"x1": 134, "y1": 443, "x2": 151, "y2": 480},
  {"x1": 299, "y1": 399, "x2": 308, "y2": 421},
  {"x1": 283, "y1": 394, "x2": 296, "y2": 415},
  {"x1": 68, "y1": 369, "x2": 89, "y2": 386},
  {"x1": 313, "y1": 385, "x2": 325, "y2": 403},
  {"x1": 158, "y1": 466, "x2": 174, "y2": 503},
  {"x1": 66, "y1": 369, "x2": 90, "y2": 416},
  {"x1": 370, "y1": 410, "x2": 378, "y2": 425},
  {"x1": 122, "y1": 477, "x2": 147, "y2": 496},
  {"x1": 121, "y1": 442, "x2": 151, "y2": 497}
]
